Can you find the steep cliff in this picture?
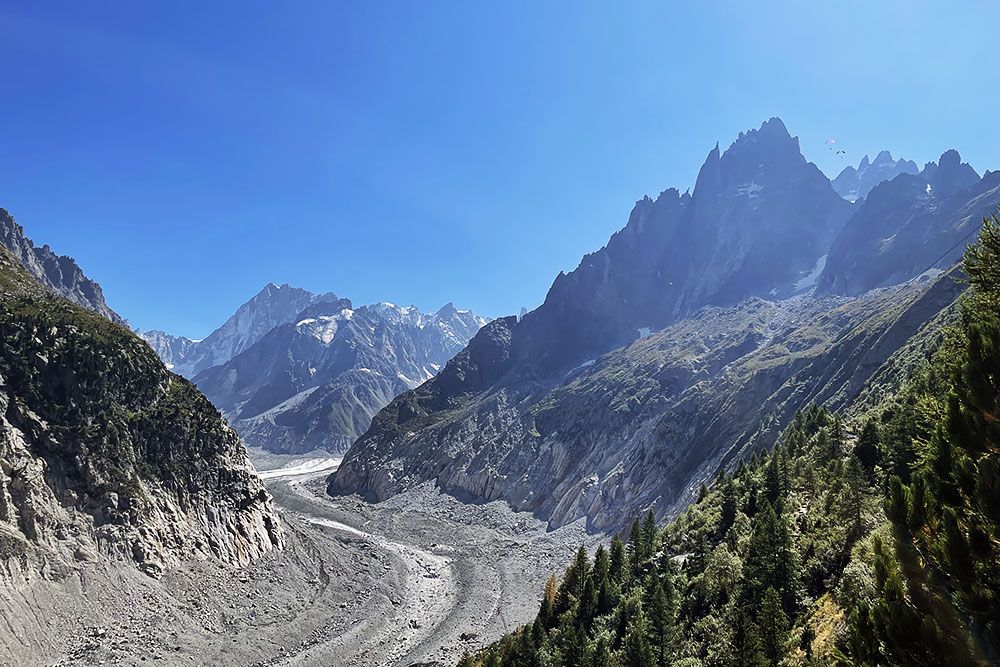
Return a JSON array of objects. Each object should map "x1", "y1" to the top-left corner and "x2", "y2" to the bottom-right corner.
[{"x1": 0, "y1": 245, "x2": 282, "y2": 580}]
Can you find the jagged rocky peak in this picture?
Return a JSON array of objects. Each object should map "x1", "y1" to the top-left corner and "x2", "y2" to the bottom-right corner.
[
  {"x1": 510, "y1": 117, "x2": 850, "y2": 377},
  {"x1": 0, "y1": 207, "x2": 125, "y2": 325},
  {"x1": 141, "y1": 282, "x2": 341, "y2": 378},
  {"x1": 921, "y1": 148, "x2": 980, "y2": 197},
  {"x1": 140, "y1": 329, "x2": 199, "y2": 371},
  {"x1": 817, "y1": 148, "x2": 997, "y2": 296},
  {"x1": 0, "y1": 243, "x2": 282, "y2": 581},
  {"x1": 693, "y1": 117, "x2": 807, "y2": 196},
  {"x1": 832, "y1": 150, "x2": 920, "y2": 202},
  {"x1": 293, "y1": 296, "x2": 354, "y2": 321}
]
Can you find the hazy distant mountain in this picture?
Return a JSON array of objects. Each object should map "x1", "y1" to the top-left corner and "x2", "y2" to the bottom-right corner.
[
  {"x1": 330, "y1": 119, "x2": 996, "y2": 533},
  {"x1": 831, "y1": 150, "x2": 919, "y2": 202},
  {"x1": 0, "y1": 207, "x2": 125, "y2": 325},
  {"x1": 818, "y1": 149, "x2": 996, "y2": 295},
  {"x1": 140, "y1": 283, "x2": 339, "y2": 377},
  {"x1": 140, "y1": 328, "x2": 199, "y2": 370},
  {"x1": 194, "y1": 299, "x2": 487, "y2": 454}
]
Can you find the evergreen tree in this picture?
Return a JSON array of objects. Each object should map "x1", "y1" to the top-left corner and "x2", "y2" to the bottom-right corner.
[
  {"x1": 645, "y1": 580, "x2": 677, "y2": 666},
  {"x1": 854, "y1": 419, "x2": 881, "y2": 479},
  {"x1": 757, "y1": 587, "x2": 788, "y2": 666},
  {"x1": 629, "y1": 519, "x2": 646, "y2": 578},
  {"x1": 763, "y1": 445, "x2": 784, "y2": 509},
  {"x1": 719, "y1": 478, "x2": 737, "y2": 537},
  {"x1": 539, "y1": 574, "x2": 558, "y2": 627},
  {"x1": 641, "y1": 510, "x2": 658, "y2": 558},
  {"x1": 730, "y1": 605, "x2": 766, "y2": 667},
  {"x1": 742, "y1": 501, "x2": 796, "y2": 613},
  {"x1": 843, "y1": 455, "x2": 865, "y2": 538},
  {"x1": 622, "y1": 602, "x2": 655, "y2": 667},
  {"x1": 610, "y1": 537, "x2": 626, "y2": 584}
]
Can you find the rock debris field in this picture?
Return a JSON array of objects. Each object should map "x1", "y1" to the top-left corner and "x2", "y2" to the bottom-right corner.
[{"x1": 1, "y1": 451, "x2": 595, "y2": 667}]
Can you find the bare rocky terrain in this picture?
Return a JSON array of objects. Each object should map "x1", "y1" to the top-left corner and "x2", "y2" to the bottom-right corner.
[{"x1": 1, "y1": 452, "x2": 594, "y2": 667}]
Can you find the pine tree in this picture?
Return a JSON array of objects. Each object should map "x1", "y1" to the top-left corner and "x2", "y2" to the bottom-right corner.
[
  {"x1": 645, "y1": 580, "x2": 677, "y2": 666},
  {"x1": 594, "y1": 545, "x2": 615, "y2": 615},
  {"x1": 757, "y1": 587, "x2": 788, "y2": 666},
  {"x1": 629, "y1": 519, "x2": 646, "y2": 578},
  {"x1": 719, "y1": 478, "x2": 737, "y2": 537},
  {"x1": 730, "y1": 605, "x2": 766, "y2": 667},
  {"x1": 854, "y1": 419, "x2": 881, "y2": 479},
  {"x1": 558, "y1": 546, "x2": 590, "y2": 613},
  {"x1": 743, "y1": 501, "x2": 796, "y2": 613},
  {"x1": 843, "y1": 455, "x2": 865, "y2": 538},
  {"x1": 641, "y1": 510, "x2": 658, "y2": 558},
  {"x1": 763, "y1": 446, "x2": 784, "y2": 509},
  {"x1": 610, "y1": 537, "x2": 626, "y2": 584},
  {"x1": 622, "y1": 603, "x2": 655, "y2": 667},
  {"x1": 539, "y1": 574, "x2": 559, "y2": 627}
]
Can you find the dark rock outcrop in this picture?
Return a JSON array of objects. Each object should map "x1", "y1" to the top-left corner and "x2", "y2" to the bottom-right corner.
[{"x1": 0, "y1": 207, "x2": 125, "y2": 325}]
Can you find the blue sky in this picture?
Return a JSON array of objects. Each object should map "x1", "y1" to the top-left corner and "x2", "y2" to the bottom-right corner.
[{"x1": 2, "y1": 2, "x2": 998, "y2": 338}]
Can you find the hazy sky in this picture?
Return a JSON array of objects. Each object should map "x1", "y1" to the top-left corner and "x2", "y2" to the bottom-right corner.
[{"x1": 2, "y1": 2, "x2": 998, "y2": 337}]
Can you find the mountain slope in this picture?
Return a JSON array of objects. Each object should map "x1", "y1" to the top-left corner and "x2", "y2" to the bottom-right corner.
[
  {"x1": 0, "y1": 243, "x2": 282, "y2": 580},
  {"x1": 831, "y1": 150, "x2": 919, "y2": 202},
  {"x1": 141, "y1": 283, "x2": 340, "y2": 378},
  {"x1": 195, "y1": 300, "x2": 487, "y2": 454},
  {"x1": 330, "y1": 121, "x2": 994, "y2": 534},
  {"x1": 818, "y1": 150, "x2": 997, "y2": 295},
  {"x1": 0, "y1": 207, "x2": 125, "y2": 325},
  {"x1": 332, "y1": 272, "x2": 962, "y2": 531},
  {"x1": 472, "y1": 218, "x2": 1000, "y2": 667}
]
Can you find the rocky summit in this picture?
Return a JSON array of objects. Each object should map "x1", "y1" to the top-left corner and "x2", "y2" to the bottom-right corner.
[
  {"x1": 0, "y1": 208, "x2": 125, "y2": 326},
  {"x1": 140, "y1": 282, "x2": 340, "y2": 377}
]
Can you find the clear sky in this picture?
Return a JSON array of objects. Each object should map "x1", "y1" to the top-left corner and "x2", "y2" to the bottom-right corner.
[{"x1": 2, "y1": 2, "x2": 998, "y2": 338}]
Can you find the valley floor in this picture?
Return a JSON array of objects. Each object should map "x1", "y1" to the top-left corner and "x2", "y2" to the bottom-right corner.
[{"x1": 1, "y1": 454, "x2": 593, "y2": 667}]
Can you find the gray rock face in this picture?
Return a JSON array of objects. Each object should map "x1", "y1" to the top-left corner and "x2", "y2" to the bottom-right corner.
[
  {"x1": 818, "y1": 151, "x2": 996, "y2": 296},
  {"x1": 0, "y1": 244, "x2": 282, "y2": 580},
  {"x1": 0, "y1": 207, "x2": 125, "y2": 325},
  {"x1": 194, "y1": 300, "x2": 487, "y2": 454},
  {"x1": 141, "y1": 283, "x2": 340, "y2": 378},
  {"x1": 831, "y1": 150, "x2": 920, "y2": 202}
]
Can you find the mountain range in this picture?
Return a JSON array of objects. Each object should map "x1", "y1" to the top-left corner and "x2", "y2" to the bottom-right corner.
[
  {"x1": 192, "y1": 297, "x2": 487, "y2": 453},
  {"x1": 140, "y1": 283, "x2": 340, "y2": 377},
  {"x1": 329, "y1": 118, "x2": 999, "y2": 533},
  {"x1": 830, "y1": 150, "x2": 919, "y2": 202}
]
